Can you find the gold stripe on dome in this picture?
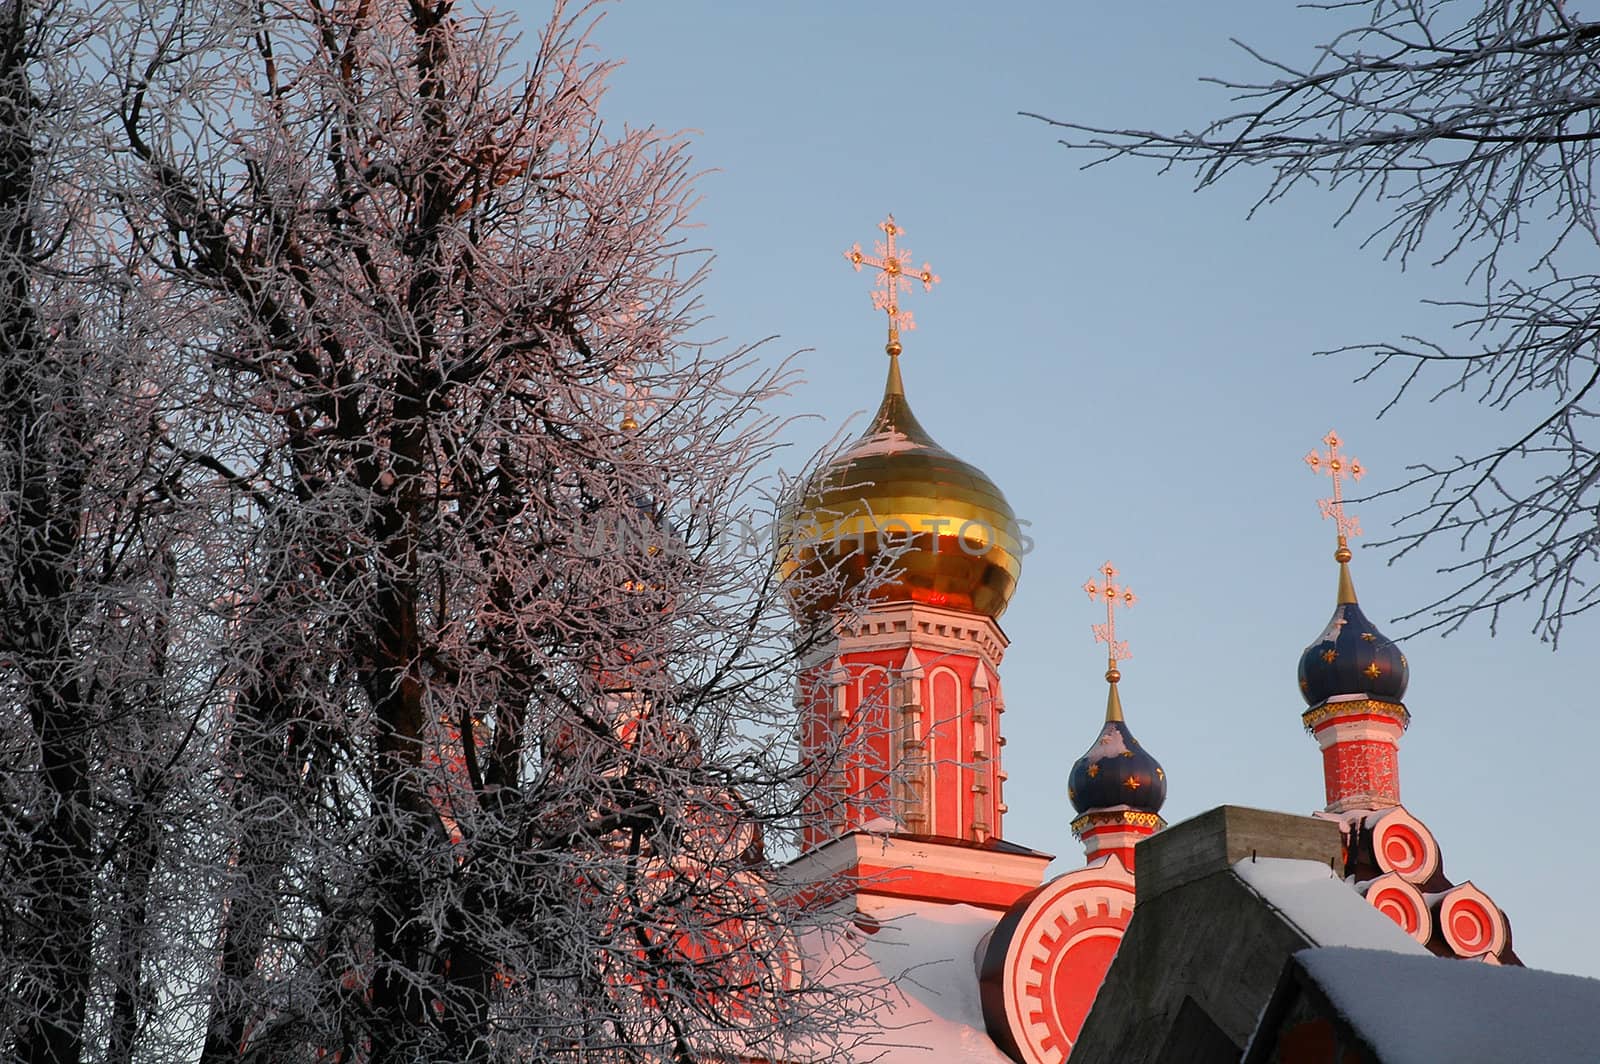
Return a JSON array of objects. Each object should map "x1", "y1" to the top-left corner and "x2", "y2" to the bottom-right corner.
[
  {"x1": 1070, "y1": 809, "x2": 1165, "y2": 838},
  {"x1": 1301, "y1": 698, "x2": 1410, "y2": 734},
  {"x1": 798, "y1": 501, "x2": 1022, "y2": 551}
]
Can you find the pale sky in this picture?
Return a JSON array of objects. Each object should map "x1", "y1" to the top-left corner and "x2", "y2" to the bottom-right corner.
[{"x1": 507, "y1": 1, "x2": 1596, "y2": 976}]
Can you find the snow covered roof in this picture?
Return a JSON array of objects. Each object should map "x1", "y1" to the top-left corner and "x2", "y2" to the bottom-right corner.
[
  {"x1": 1247, "y1": 947, "x2": 1600, "y2": 1064},
  {"x1": 1232, "y1": 857, "x2": 1428, "y2": 955},
  {"x1": 785, "y1": 899, "x2": 1013, "y2": 1063}
]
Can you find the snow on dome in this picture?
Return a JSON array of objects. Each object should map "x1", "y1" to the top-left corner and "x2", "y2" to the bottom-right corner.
[
  {"x1": 836, "y1": 429, "x2": 918, "y2": 459},
  {"x1": 1068, "y1": 718, "x2": 1166, "y2": 817},
  {"x1": 1296, "y1": 598, "x2": 1409, "y2": 706}
]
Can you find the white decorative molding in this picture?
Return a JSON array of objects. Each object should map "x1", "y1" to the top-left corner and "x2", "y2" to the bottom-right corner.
[
  {"x1": 1312, "y1": 715, "x2": 1406, "y2": 750},
  {"x1": 780, "y1": 831, "x2": 1054, "y2": 911},
  {"x1": 834, "y1": 601, "x2": 1009, "y2": 665}
]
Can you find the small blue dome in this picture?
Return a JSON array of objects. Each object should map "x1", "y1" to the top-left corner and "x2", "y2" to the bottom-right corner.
[
  {"x1": 1068, "y1": 718, "x2": 1166, "y2": 816},
  {"x1": 1297, "y1": 598, "x2": 1408, "y2": 706}
]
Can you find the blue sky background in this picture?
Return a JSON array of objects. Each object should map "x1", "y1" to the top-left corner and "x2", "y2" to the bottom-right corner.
[{"x1": 506, "y1": 2, "x2": 1595, "y2": 975}]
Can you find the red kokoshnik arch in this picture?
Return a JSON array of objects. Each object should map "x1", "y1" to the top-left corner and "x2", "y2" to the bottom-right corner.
[{"x1": 977, "y1": 856, "x2": 1138, "y2": 1064}]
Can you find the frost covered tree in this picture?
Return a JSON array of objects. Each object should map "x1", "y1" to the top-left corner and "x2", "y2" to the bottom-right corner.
[
  {"x1": 0, "y1": 0, "x2": 874, "y2": 1062},
  {"x1": 108, "y1": 0, "x2": 876, "y2": 1061},
  {"x1": 1037, "y1": 0, "x2": 1600, "y2": 643},
  {"x1": 0, "y1": 3, "x2": 206, "y2": 1064}
]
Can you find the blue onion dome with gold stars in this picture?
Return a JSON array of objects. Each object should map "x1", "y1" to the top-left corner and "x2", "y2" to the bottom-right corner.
[
  {"x1": 1068, "y1": 669, "x2": 1167, "y2": 817},
  {"x1": 1298, "y1": 431, "x2": 1410, "y2": 710},
  {"x1": 1297, "y1": 546, "x2": 1409, "y2": 707}
]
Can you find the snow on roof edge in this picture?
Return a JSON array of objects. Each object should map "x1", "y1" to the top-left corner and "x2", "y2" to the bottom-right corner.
[
  {"x1": 1294, "y1": 946, "x2": 1600, "y2": 1064},
  {"x1": 1231, "y1": 857, "x2": 1426, "y2": 956}
]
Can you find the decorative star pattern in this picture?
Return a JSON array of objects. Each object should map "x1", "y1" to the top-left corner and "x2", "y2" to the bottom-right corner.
[{"x1": 1299, "y1": 601, "x2": 1410, "y2": 706}]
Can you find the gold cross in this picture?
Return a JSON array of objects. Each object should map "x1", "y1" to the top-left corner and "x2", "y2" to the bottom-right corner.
[
  {"x1": 1304, "y1": 430, "x2": 1365, "y2": 557},
  {"x1": 844, "y1": 214, "x2": 940, "y2": 355},
  {"x1": 1084, "y1": 561, "x2": 1136, "y2": 677}
]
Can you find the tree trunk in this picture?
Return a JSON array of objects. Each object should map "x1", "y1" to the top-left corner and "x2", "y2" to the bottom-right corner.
[
  {"x1": 0, "y1": 3, "x2": 92, "y2": 1061},
  {"x1": 198, "y1": 674, "x2": 303, "y2": 1064}
]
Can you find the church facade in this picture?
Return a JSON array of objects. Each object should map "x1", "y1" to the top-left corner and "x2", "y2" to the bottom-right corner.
[{"x1": 765, "y1": 217, "x2": 1532, "y2": 1063}]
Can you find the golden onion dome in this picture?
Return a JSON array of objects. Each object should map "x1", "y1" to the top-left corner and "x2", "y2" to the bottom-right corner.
[{"x1": 781, "y1": 352, "x2": 1022, "y2": 621}]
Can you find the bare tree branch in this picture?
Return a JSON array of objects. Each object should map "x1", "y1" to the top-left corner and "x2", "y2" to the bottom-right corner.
[{"x1": 1034, "y1": 0, "x2": 1600, "y2": 644}]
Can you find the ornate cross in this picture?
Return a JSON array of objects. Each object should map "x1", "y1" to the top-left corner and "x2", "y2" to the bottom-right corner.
[
  {"x1": 1084, "y1": 561, "x2": 1136, "y2": 676},
  {"x1": 844, "y1": 214, "x2": 940, "y2": 355},
  {"x1": 1305, "y1": 430, "x2": 1365, "y2": 554}
]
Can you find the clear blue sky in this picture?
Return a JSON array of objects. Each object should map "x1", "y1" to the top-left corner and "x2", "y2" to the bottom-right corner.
[{"x1": 508, "y1": 1, "x2": 1596, "y2": 976}]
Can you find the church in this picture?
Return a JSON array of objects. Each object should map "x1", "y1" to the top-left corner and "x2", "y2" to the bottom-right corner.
[{"x1": 764, "y1": 217, "x2": 1598, "y2": 1063}]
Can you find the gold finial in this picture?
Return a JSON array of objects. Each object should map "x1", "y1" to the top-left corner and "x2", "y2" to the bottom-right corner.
[
  {"x1": 1305, "y1": 430, "x2": 1365, "y2": 604},
  {"x1": 844, "y1": 214, "x2": 940, "y2": 357},
  {"x1": 616, "y1": 364, "x2": 647, "y2": 435},
  {"x1": 606, "y1": 302, "x2": 652, "y2": 435},
  {"x1": 1085, "y1": 561, "x2": 1136, "y2": 722}
]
